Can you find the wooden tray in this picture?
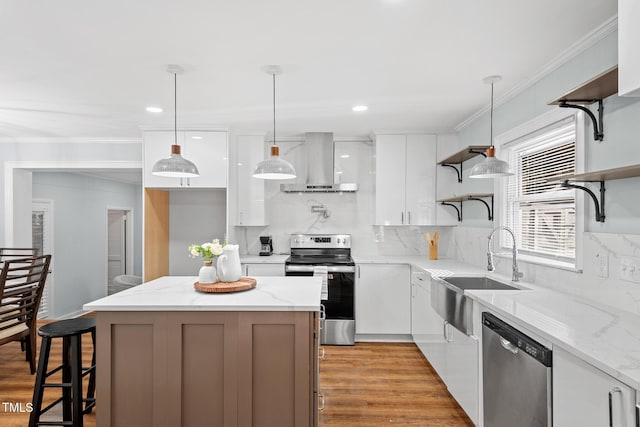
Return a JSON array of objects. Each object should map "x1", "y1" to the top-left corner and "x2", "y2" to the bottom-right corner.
[{"x1": 194, "y1": 277, "x2": 257, "y2": 293}]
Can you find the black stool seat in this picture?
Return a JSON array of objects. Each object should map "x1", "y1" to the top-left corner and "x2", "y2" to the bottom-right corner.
[
  {"x1": 38, "y1": 318, "x2": 96, "y2": 338},
  {"x1": 30, "y1": 317, "x2": 96, "y2": 427}
]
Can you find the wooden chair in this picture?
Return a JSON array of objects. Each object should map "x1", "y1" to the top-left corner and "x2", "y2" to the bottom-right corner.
[
  {"x1": 0, "y1": 248, "x2": 40, "y2": 263},
  {"x1": 0, "y1": 255, "x2": 51, "y2": 374}
]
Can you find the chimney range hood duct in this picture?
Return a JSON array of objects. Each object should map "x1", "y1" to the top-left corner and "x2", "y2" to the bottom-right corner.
[{"x1": 280, "y1": 132, "x2": 358, "y2": 193}]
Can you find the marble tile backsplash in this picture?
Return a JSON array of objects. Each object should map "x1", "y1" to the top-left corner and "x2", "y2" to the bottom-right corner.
[
  {"x1": 235, "y1": 138, "x2": 452, "y2": 259},
  {"x1": 447, "y1": 226, "x2": 640, "y2": 316}
]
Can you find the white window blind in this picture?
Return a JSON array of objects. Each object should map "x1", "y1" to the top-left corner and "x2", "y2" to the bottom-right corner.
[
  {"x1": 502, "y1": 118, "x2": 576, "y2": 263},
  {"x1": 32, "y1": 209, "x2": 49, "y2": 319}
]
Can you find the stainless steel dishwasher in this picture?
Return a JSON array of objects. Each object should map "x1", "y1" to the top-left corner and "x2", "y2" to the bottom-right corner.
[{"x1": 482, "y1": 312, "x2": 552, "y2": 427}]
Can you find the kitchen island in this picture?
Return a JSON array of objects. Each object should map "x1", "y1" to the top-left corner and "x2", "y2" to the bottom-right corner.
[{"x1": 83, "y1": 276, "x2": 322, "y2": 427}]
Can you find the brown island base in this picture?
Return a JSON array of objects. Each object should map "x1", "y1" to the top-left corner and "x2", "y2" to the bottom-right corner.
[{"x1": 84, "y1": 276, "x2": 322, "y2": 427}]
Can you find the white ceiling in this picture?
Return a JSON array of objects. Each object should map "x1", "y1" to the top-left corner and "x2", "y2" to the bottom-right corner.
[{"x1": 0, "y1": 0, "x2": 617, "y2": 139}]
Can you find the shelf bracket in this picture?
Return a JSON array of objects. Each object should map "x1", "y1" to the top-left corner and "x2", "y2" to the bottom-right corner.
[
  {"x1": 560, "y1": 180, "x2": 606, "y2": 222},
  {"x1": 467, "y1": 195, "x2": 494, "y2": 221},
  {"x1": 440, "y1": 163, "x2": 462, "y2": 183},
  {"x1": 439, "y1": 149, "x2": 487, "y2": 183},
  {"x1": 558, "y1": 99, "x2": 604, "y2": 141},
  {"x1": 468, "y1": 148, "x2": 488, "y2": 158},
  {"x1": 440, "y1": 202, "x2": 462, "y2": 222}
]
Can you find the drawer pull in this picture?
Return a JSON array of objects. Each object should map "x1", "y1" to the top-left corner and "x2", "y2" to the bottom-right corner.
[{"x1": 609, "y1": 387, "x2": 621, "y2": 427}]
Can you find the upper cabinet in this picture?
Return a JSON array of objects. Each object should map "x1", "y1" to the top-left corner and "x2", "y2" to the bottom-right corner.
[
  {"x1": 619, "y1": 0, "x2": 640, "y2": 96},
  {"x1": 375, "y1": 134, "x2": 436, "y2": 225},
  {"x1": 235, "y1": 134, "x2": 268, "y2": 226},
  {"x1": 143, "y1": 130, "x2": 228, "y2": 188}
]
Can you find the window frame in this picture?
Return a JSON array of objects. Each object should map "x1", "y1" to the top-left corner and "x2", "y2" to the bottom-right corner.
[{"x1": 494, "y1": 108, "x2": 586, "y2": 271}]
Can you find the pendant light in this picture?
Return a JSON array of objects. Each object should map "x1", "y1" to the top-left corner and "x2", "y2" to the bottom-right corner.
[
  {"x1": 252, "y1": 65, "x2": 296, "y2": 180},
  {"x1": 151, "y1": 64, "x2": 200, "y2": 178},
  {"x1": 469, "y1": 75, "x2": 513, "y2": 179}
]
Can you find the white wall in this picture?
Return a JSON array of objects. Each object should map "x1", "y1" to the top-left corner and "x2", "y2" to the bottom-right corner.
[
  {"x1": 1, "y1": 140, "x2": 142, "y2": 244},
  {"x1": 439, "y1": 30, "x2": 640, "y2": 315},
  {"x1": 169, "y1": 189, "x2": 227, "y2": 275},
  {"x1": 32, "y1": 172, "x2": 142, "y2": 318}
]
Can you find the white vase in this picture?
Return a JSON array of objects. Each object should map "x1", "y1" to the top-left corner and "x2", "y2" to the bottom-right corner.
[{"x1": 198, "y1": 260, "x2": 217, "y2": 284}]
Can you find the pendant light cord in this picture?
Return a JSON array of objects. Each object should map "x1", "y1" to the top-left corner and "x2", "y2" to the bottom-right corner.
[
  {"x1": 490, "y1": 81, "x2": 494, "y2": 148},
  {"x1": 272, "y1": 73, "x2": 276, "y2": 146},
  {"x1": 174, "y1": 72, "x2": 178, "y2": 146}
]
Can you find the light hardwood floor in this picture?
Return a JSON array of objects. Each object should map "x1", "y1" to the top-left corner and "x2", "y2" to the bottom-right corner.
[
  {"x1": 319, "y1": 342, "x2": 473, "y2": 426},
  {"x1": 0, "y1": 324, "x2": 472, "y2": 426}
]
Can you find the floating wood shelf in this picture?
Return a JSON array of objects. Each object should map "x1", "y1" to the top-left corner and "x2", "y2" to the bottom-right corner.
[
  {"x1": 438, "y1": 145, "x2": 490, "y2": 183},
  {"x1": 437, "y1": 193, "x2": 494, "y2": 222},
  {"x1": 548, "y1": 66, "x2": 618, "y2": 142},
  {"x1": 548, "y1": 66, "x2": 618, "y2": 106},
  {"x1": 546, "y1": 163, "x2": 640, "y2": 223},
  {"x1": 547, "y1": 164, "x2": 640, "y2": 183}
]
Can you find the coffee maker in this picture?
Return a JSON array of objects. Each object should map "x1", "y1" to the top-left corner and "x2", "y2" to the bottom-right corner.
[{"x1": 259, "y1": 236, "x2": 273, "y2": 256}]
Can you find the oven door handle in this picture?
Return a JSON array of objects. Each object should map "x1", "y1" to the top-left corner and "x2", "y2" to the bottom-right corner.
[{"x1": 285, "y1": 265, "x2": 356, "y2": 273}]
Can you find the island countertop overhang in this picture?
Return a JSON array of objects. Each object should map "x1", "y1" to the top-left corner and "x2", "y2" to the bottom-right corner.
[{"x1": 83, "y1": 276, "x2": 322, "y2": 312}]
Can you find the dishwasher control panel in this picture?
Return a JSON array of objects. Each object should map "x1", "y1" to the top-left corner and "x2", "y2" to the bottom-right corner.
[{"x1": 482, "y1": 312, "x2": 552, "y2": 367}]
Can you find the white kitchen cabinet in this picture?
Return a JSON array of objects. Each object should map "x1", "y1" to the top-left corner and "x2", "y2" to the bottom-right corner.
[
  {"x1": 235, "y1": 134, "x2": 267, "y2": 226},
  {"x1": 619, "y1": 0, "x2": 640, "y2": 96},
  {"x1": 355, "y1": 264, "x2": 411, "y2": 336},
  {"x1": 242, "y1": 263, "x2": 284, "y2": 277},
  {"x1": 375, "y1": 134, "x2": 436, "y2": 225},
  {"x1": 411, "y1": 270, "x2": 448, "y2": 354},
  {"x1": 143, "y1": 130, "x2": 228, "y2": 188},
  {"x1": 446, "y1": 325, "x2": 478, "y2": 425},
  {"x1": 554, "y1": 347, "x2": 637, "y2": 427}
]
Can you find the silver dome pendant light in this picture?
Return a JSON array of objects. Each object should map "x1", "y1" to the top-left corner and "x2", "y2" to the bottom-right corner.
[
  {"x1": 469, "y1": 75, "x2": 513, "y2": 179},
  {"x1": 152, "y1": 64, "x2": 200, "y2": 178},
  {"x1": 253, "y1": 65, "x2": 296, "y2": 180}
]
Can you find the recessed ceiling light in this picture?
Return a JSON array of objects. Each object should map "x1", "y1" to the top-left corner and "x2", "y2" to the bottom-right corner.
[
  {"x1": 145, "y1": 106, "x2": 163, "y2": 113},
  {"x1": 340, "y1": 154, "x2": 350, "y2": 159},
  {"x1": 352, "y1": 105, "x2": 368, "y2": 112},
  {"x1": 191, "y1": 135, "x2": 203, "y2": 140}
]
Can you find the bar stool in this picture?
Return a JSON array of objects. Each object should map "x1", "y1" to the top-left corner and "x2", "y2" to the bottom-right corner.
[{"x1": 29, "y1": 317, "x2": 96, "y2": 427}]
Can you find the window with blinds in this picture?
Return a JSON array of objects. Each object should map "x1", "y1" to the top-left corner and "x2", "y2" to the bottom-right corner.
[{"x1": 501, "y1": 118, "x2": 577, "y2": 264}]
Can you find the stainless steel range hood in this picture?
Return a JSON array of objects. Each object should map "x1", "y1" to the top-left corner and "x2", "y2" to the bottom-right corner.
[{"x1": 280, "y1": 132, "x2": 358, "y2": 193}]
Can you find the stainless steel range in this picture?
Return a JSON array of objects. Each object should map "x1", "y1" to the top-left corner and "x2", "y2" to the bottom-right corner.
[{"x1": 285, "y1": 234, "x2": 355, "y2": 345}]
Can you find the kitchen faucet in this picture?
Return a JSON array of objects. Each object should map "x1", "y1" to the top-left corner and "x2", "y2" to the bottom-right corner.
[{"x1": 487, "y1": 226, "x2": 523, "y2": 282}]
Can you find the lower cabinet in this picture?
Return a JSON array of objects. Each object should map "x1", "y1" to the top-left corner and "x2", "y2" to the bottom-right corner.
[
  {"x1": 410, "y1": 269, "x2": 447, "y2": 356},
  {"x1": 411, "y1": 271, "x2": 478, "y2": 425},
  {"x1": 242, "y1": 263, "x2": 285, "y2": 276},
  {"x1": 96, "y1": 311, "x2": 318, "y2": 427},
  {"x1": 553, "y1": 347, "x2": 637, "y2": 427},
  {"x1": 355, "y1": 263, "x2": 411, "y2": 336},
  {"x1": 446, "y1": 326, "x2": 478, "y2": 425}
]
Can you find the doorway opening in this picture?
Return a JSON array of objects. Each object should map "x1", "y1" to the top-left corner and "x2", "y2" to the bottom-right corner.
[{"x1": 107, "y1": 208, "x2": 134, "y2": 295}]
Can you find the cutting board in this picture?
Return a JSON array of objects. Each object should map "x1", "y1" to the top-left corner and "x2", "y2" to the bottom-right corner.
[{"x1": 194, "y1": 277, "x2": 257, "y2": 293}]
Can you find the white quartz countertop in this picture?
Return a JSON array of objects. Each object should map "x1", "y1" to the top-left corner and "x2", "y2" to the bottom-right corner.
[
  {"x1": 83, "y1": 276, "x2": 321, "y2": 312},
  {"x1": 466, "y1": 286, "x2": 640, "y2": 390},
  {"x1": 353, "y1": 255, "x2": 640, "y2": 389},
  {"x1": 240, "y1": 255, "x2": 289, "y2": 263}
]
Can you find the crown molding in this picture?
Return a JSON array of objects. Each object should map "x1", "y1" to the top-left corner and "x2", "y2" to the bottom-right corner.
[
  {"x1": 0, "y1": 137, "x2": 142, "y2": 144},
  {"x1": 139, "y1": 124, "x2": 229, "y2": 132},
  {"x1": 454, "y1": 14, "x2": 618, "y2": 132}
]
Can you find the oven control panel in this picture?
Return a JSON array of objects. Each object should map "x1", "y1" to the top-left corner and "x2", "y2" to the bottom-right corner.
[{"x1": 290, "y1": 234, "x2": 351, "y2": 248}]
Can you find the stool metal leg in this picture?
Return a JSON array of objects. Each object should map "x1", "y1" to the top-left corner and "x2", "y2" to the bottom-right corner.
[
  {"x1": 62, "y1": 336, "x2": 72, "y2": 423},
  {"x1": 70, "y1": 334, "x2": 83, "y2": 427},
  {"x1": 84, "y1": 329, "x2": 96, "y2": 414},
  {"x1": 29, "y1": 336, "x2": 52, "y2": 427}
]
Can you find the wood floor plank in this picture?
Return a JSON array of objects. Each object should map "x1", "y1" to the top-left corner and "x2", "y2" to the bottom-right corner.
[
  {"x1": 319, "y1": 342, "x2": 474, "y2": 427},
  {"x1": 1, "y1": 323, "x2": 473, "y2": 426}
]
